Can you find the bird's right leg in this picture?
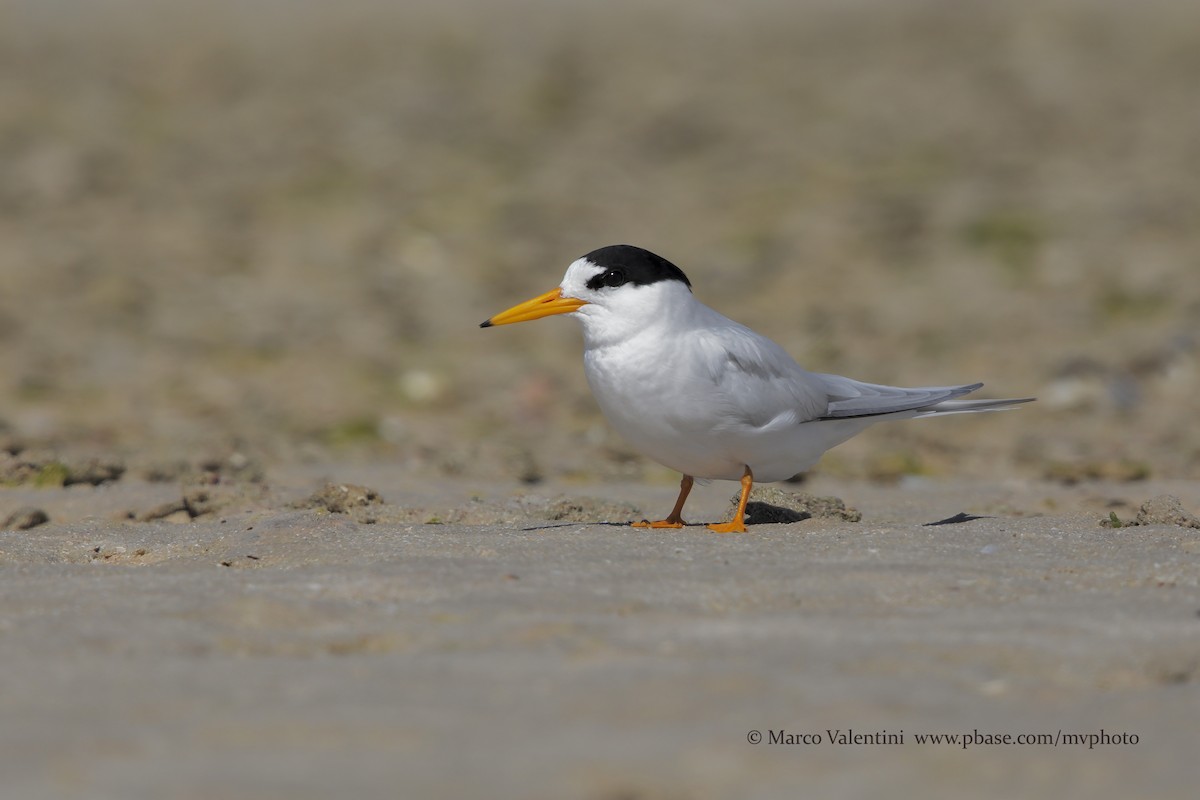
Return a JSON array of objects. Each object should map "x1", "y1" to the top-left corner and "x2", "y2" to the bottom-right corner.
[{"x1": 632, "y1": 475, "x2": 693, "y2": 528}]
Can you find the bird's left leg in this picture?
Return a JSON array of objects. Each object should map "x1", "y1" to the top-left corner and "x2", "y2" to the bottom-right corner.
[
  {"x1": 708, "y1": 466, "x2": 752, "y2": 533},
  {"x1": 632, "y1": 475, "x2": 693, "y2": 529}
]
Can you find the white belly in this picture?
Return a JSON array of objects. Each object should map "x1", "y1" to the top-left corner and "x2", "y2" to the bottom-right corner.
[{"x1": 582, "y1": 341, "x2": 875, "y2": 482}]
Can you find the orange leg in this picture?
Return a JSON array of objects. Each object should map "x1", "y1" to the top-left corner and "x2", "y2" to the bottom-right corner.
[
  {"x1": 632, "y1": 475, "x2": 694, "y2": 529},
  {"x1": 708, "y1": 466, "x2": 752, "y2": 533}
]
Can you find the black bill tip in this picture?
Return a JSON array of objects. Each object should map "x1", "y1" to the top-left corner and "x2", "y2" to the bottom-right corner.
[{"x1": 479, "y1": 319, "x2": 493, "y2": 328}]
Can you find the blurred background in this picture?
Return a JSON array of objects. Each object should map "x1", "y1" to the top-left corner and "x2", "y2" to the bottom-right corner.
[{"x1": 1, "y1": 0, "x2": 1197, "y2": 485}]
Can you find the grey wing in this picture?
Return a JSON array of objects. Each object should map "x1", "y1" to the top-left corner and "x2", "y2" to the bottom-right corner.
[
  {"x1": 817, "y1": 375, "x2": 986, "y2": 418},
  {"x1": 689, "y1": 323, "x2": 831, "y2": 426},
  {"x1": 684, "y1": 314, "x2": 1033, "y2": 425}
]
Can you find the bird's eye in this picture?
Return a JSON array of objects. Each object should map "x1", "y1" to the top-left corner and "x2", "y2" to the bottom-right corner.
[
  {"x1": 602, "y1": 269, "x2": 626, "y2": 288},
  {"x1": 584, "y1": 267, "x2": 629, "y2": 292}
]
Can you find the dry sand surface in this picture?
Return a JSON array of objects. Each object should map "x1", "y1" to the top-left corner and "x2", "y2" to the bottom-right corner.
[
  {"x1": 3, "y1": 470, "x2": 1200, "y2": 799},
  {"x1": 2, "y1": 0, "x2": 1199, "y2": 797}
]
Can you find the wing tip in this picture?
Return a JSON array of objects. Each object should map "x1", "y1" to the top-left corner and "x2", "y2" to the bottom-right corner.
[{"x1": 819, "y1": 382, "x2": 1033, "y2": 420}]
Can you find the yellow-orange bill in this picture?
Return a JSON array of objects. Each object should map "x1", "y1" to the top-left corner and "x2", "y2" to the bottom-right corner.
[{"x1": 480, "y1": 288, "x2": 588, "y2": 327}]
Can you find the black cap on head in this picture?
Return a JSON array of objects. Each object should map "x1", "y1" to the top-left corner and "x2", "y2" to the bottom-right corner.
[{"x1": 582, "y1": 245, "x2": 692, "y2": 292}]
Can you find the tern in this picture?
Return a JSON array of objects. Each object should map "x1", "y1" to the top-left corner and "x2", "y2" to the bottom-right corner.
[{"x1": 482, "y1": 245, "x2": 1033, "y2": 532}]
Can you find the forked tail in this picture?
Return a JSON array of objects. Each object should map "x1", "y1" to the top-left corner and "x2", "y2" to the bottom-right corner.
[
  {"x1": 911, "y1": 395, "x2": 1036, "y2": 418},
  {"x1": 817, "y1": 376, "x2": 1034, "y2": 420}
]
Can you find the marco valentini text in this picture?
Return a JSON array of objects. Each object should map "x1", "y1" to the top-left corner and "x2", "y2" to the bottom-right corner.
[{"x1": 749, "y1": 729, "x2": 1139, "y2": 749}]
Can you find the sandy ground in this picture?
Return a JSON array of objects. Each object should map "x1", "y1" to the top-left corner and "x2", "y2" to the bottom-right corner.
[
  {"x1": 3, "y1": 469, "x2": 1200, "y2": 799},
  {"x1": 3, "y1": 0, "x2": 1200, "y2": 797}
]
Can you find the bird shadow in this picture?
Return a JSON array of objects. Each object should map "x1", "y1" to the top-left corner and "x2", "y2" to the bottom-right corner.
[
  {"x1": 522, "y1": 508, "x2": 992, "y2": 531},
  {"x1": 743, "y1": 502, "x2": 812, "y2": 525},
  {"x1": 520, "y1": 520, "x2": 729, "y2": 532},
  {"x1": 923, "y1": 512, "x2": 992, "y2": 526},
  {"x1": 522, "y1": 502, "x2": 811, "y2": 531},
  {"x1": 521, "y1": 520, "x2": 637, "y2": 532}
]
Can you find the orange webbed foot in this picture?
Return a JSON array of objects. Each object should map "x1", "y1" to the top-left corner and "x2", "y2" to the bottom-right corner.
[
  {"x1": 631, "y1": 517, "x2": 686, "y2": 529},
  {"x1": 630, "y1": 475, "x2": 694, "y2": 530},
  {"x1": 706, "y1": 465, "x2": 753, "y2": 534}
]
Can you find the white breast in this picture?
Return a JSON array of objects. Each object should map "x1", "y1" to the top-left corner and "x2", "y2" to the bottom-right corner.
[{"x1": 583, "y1": 335, "x2": 749, "y2": 479}]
